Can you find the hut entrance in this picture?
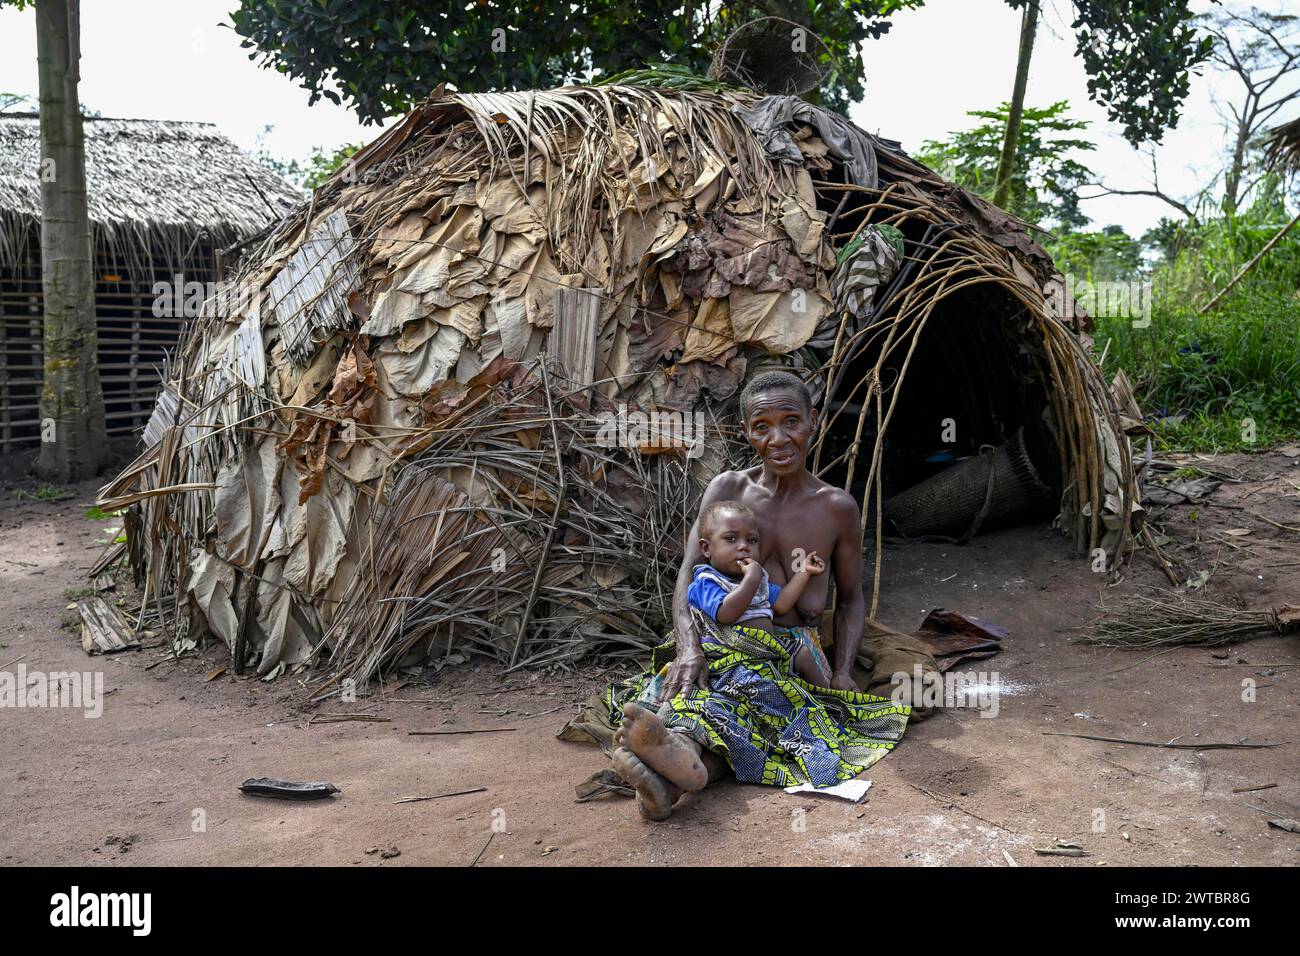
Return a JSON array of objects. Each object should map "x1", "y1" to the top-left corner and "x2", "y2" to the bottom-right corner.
[{"x1": 815, "y1": 274, "x2": 1063, "y2": 542}]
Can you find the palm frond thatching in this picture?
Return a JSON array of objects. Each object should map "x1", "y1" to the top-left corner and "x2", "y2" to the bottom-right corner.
[
  {"x1": 1263, "y1": 115, "x2": 1300, "y2": 177},
  {"x1": 597, "y1": 63, "x2": 738, "y2": 92}
]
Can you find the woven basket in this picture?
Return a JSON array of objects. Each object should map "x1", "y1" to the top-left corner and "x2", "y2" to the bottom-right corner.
[
  {"x1": 707, "y1": 17, "x2": 831, "y2": 96},
  {"x1": 882, "y1": 427, "x2": 1056, "y2": 541}
]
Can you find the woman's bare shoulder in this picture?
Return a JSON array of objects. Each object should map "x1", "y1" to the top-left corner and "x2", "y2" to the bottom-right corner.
[
  {"x1": 811, "y1": 477, "x2": 861, "y2": 519},
  {"x1": 702, "y1": 468, "x2": 757, "y2": 500}
]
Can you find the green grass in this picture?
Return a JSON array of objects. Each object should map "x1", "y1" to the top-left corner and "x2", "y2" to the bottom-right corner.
[
  {"x1": 85, "y1": 505, "x2": 125, "y2": 521},
  {"x1": 1094, "y1": 289, "x2": 1300, "y2": 454},
  {"x1": 1073, "y1": 191, "x2": 1300, "y2": 453},
  {"x1": 12, "y1": 484, "x2": 74, "y2": 502}
]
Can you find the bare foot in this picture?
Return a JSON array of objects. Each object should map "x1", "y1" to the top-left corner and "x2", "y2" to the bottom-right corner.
[
  {"x1": 620, "y1": 702, "x2": 709, "y2": 791},
  {"x1": 612, "y1": 746, "x2": 681, "y2": 821}
]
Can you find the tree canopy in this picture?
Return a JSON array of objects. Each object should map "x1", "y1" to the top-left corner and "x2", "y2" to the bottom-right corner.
[
  {"x1": 227, "y1": 0, "x2": 925, "y2": 123},
  {"x1": 1006, "y1": 0, "x2": 1212, "y2": 147}
]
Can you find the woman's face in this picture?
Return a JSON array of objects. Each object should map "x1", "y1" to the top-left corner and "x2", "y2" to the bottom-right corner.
[{"x1": 743, "y1": 389, "x2": 817, "y2": 477}]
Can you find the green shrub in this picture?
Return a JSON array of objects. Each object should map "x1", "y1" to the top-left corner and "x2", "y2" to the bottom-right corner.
[{"x1": 1077, "y1": 188, "x2": 1299, "y2": 452}]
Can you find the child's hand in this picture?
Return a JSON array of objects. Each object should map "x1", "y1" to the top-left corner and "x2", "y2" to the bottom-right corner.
[
  {"x1": 738, "y1": 557, "x2": 764, "y2": 580},
  {"x1": 802, "y1": 551, "x2": 826, "y2": 577}
]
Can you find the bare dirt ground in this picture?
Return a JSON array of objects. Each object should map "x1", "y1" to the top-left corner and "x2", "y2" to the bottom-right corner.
[{"x1": 2, "y1": 449, "x2": 1298, "y2": 867}]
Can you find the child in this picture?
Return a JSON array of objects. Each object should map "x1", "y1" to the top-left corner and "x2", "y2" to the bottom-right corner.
[{"x1": 687, "y1": 500, "x2": 833, "y2": 685}]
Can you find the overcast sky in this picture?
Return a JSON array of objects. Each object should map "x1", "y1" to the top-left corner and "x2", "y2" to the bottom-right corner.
[{"x1": 1, "y1": 0, "x2": 1294, "y2": 237}]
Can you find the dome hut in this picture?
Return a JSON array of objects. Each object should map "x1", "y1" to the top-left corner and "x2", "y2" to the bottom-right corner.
[{"x1": 96, "y1": 85, "x2": 1139, "y2": 688}]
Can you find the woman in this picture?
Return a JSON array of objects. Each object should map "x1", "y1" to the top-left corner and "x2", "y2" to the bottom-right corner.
[{"x1": 600, "y1": 369, "x2": 911, "y2": 820}]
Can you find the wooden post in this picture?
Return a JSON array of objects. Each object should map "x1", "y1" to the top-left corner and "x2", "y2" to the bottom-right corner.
[{"x1": 0, "y1": 270, "x2": 8, "y2": 451}]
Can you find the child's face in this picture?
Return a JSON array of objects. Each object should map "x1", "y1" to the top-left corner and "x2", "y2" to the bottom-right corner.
[{"x1": 700, "y1": 509, "x2": 760, "y2": 577}]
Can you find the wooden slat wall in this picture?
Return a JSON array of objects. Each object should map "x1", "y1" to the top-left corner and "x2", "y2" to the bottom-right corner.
[
  {"x1": 548, "y1": 286, "x2": 600, "y2": 388},
  {"x1": 0, "y1": 225, "x2": 218, "y2": 452}
]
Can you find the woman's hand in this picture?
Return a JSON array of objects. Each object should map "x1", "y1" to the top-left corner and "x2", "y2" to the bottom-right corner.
[{"x1": 658, "y1": 643, "x2": 709, "y2": 703}]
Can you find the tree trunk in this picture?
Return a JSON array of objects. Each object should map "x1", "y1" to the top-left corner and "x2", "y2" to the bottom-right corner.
[
  {"x1": 993, "y1": 0, "x2": 1040, "y2": 212},
  {"x1": 34, "y1": 0, "x2": 108, "y2": 480},
  {"x1": 1222, "y1": 110, "x2": 1252, "y2": 216}
]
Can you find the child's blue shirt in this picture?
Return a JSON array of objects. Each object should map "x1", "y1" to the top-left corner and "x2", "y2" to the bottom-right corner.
[{"x1": 687, "y1": 563, "x2": 781, "y2": 624}]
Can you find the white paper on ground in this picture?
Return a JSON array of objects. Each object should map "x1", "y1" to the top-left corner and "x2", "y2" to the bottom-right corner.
[{"x1": 783, "y1": 779, "x2": 872, "y2": 803}]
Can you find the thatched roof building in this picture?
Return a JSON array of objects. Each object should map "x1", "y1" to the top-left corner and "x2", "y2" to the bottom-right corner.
[
  {"x1": 98, "y1": 86, "x2": 1140, "y2": 688},
  {"x1": 0, "y1": 114, "x2": 300, "y2": 449}
]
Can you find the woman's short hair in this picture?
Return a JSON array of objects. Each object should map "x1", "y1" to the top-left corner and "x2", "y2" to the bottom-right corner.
[{"x1": 739, "y1": 369, "x2": 812, "y2": 418}]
